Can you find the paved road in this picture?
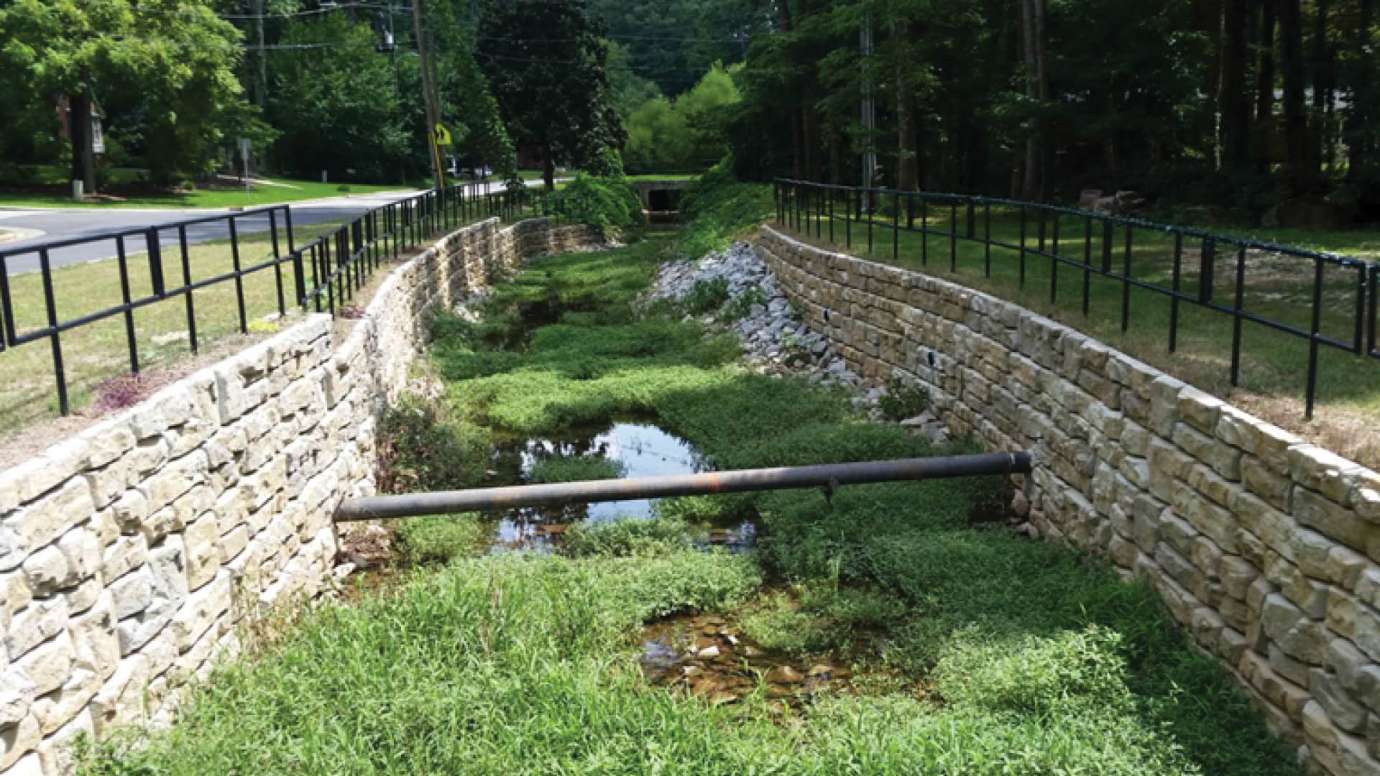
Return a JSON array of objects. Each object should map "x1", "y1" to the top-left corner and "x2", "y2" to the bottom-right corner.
[{"x1": 0, "y1": 180, "x2": 542, "y2": 274}]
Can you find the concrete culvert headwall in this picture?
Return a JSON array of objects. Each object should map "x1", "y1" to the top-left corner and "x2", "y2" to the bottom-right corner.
[
  {"x1": 754, "y1": 224, "x2": 1380, "y2": 776},
  {"x1": 0, "y1": 217, "x2": 603, "y2": 775}
]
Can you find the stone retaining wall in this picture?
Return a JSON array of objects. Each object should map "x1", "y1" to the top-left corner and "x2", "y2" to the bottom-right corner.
[
  {"x1": 757, "y1": 225, "x2": 1380, "y2": 775},
  {"x1": 0, "y1": 217, "x2": 600, "y2": 774}
]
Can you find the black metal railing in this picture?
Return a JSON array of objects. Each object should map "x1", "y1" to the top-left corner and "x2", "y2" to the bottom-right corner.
[
  {"x1": 0, "y1": 182, "x2": 543, "y2": 418},
  {"x1": 775, "y1": 179, "x2": 1379, "y2": 420}
]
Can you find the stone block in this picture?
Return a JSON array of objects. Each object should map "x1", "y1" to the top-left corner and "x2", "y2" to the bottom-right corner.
[
  {"x1": 1290, "y1": 445, "x2": 1365, "y2": 503},
  {"x1": 89, "y1": 655, "x2": 148, "y2": 737},
  {"x1": 1172, "y1": 422, "x2": 1242, "y2": 480},
  {"x1": 1293, "y1": 486, "x2": 1371, "y2": 554},
  {"x1": 183, "y1": 513, "x2": 221, "y2": 590},
  {"x1": 14, "y1": 479, "x2": 93, "y2": 554},
  {"x1": 14, "y1": 631, "x2": 73, "y2": 697},
  {"x1": 101, "y1": 533, "x2": 148, "y2": 583},
  {"x1": 20, "y1": 545, "x2": 73, "y2": 598},
  {"x1": 5, "y1": 597, "x2": 68, "y2": 660},
  {"x1": 1301, "y1": 700, "x2": 1380, "y2": 776},
  {"x1": 1178, "y1": 386, "x2": 1224, "y2": 434}
]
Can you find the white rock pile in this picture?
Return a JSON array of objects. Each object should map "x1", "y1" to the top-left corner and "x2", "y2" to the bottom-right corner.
[{"x1": 649, "y1": 241, "x2": 866, "y2": 393}]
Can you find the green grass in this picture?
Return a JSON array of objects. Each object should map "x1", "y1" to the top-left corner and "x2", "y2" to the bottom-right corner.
[
  {"x1": 393, "y1": 514, "x2": 491, "y2": 564},
  {"x1": 86, "y1": 232, "x2": 1300, "y2": 775},
  {"x1": 0, "y1": 165, "x2": 412, "y2": 209},
  {"x1": 781, "y1": 200, "x2": 1380, "y2": 465}
]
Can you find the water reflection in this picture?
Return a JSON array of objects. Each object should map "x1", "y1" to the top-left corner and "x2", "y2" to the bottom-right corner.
[{"x1": 486, "y1": 420, "x2": 754, "y2": 554}]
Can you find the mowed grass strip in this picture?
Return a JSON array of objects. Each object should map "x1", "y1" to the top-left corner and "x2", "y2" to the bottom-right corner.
[
  {"x1": 0, "y1": 219, "x2": 349, "y2": 430},
  {"x1": 86, "y1": 235, "x2": 1298, "y2": 775},
  {"x1": 780, "y1": 202, "x2": 1380, "y2": 465},
  {"x1": 0, "y1": 205, "x2": 533, "y2": 435}
]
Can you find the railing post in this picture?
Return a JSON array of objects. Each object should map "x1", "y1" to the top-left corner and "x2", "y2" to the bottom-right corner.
[
  {"x1": 1306, "y1": 257, "x2": 1323, "y2": 420},
  {"x1": 1231, "y1": 246, "x2": 1247, "y2": 385},
  {"x1": 115, "y1": 236, "x2": 139, "y2": 374},
  {"x1": 1369, "y1": 264, "x2": 1377, "y2": 357},
  {"x1": 228, "y1": 216, "x2": 248, "y2": 334},
  {"x1": 269, "y1": 209, "x2": 286, "y2": 317},
  {"x1": 1121, "y1": 225, "x2": 1133, "y2": 333},
  {"x1": 1082, "y1": 216, "x2": 1092, "y2": 317},
  {"x1": 1170, "y1": 232, "x2": 1183, "y2": 353},
  {"x1": 1200, "y1": 239, "x2": 1216, "y2": 304},
  {"x1": 1049, "y1": 213, "x2": 1060, "y2": 304},
  {"x1": 38, "y1": 249, "x2": 68, "y2": 415},
  {"x1": 177, "y1": 226, "x2": 198, "y2": 354}
]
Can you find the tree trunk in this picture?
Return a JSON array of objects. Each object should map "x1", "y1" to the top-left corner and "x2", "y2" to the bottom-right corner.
[
  {"x1": 543, "y1": 145, "x2": 555, "y2": 191},
  {"x1": 1278, "y1": 0, "x2": 1312, "y2": 191},
  {"x1": 1254, "y1": 0, "x2": 1276, "y2": 172},
  {"x1": 1019, "y1": 0, "x2": 1047, "y2": 200},
  {"x1": 1309, "y1": 0, "x2": 1330, "y2": 175},
  {"x1": 895, "y1": 55, "x2": 917, "y2": 190},
  {"x1": 1346, "y1": 0, "x2": 1374, "y2": 180},
  {"x1": 69, "y1": 91, "x2": 96, "y2": 195},
  {"x1": 1219, "y1": 0, "x2": 1250, "y2": 172}
]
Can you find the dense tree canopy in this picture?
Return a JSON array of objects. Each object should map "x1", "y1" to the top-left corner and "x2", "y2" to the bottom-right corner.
[
  {"x1": 729, "y1": 0, "x2": 1380, "y2": 222},
  {"x1": 0, "y1": 0, "x2": 254, "y2": 188},
  {"x1": 0, "y1": 0, "x2": 1376, "y2": 224}
]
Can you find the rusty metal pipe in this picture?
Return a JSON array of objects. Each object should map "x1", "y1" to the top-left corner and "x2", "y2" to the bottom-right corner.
[{"x1": 335, "y1": 452, "x2": 1032, "y2": 522}]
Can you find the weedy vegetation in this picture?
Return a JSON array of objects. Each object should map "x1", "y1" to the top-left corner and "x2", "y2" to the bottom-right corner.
[{"x1": 83, "y1": 183, "x2": 1300, "y2": 775}]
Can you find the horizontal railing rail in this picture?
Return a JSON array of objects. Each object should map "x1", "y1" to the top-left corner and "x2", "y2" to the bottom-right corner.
[
  {"x1": 774, "y1": 179, "x2": 1379, "y2": 420},
  {"x1": 0, "y1": 181, "x2": 546, "y2": 418}
]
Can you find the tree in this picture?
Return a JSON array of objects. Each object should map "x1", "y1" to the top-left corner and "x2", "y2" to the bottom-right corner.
[
  {"x1": 477, "y1": 0, "x2": 626, "y2": 189},
  {"x1": 624, "y1": 63, "x2": 741, "y2": 172},
  {"x1": 0, "y1": 0, "x2": 252, "y2": 190},
  {"x1": 266, "y1": 14, "x2": 418, "y2": 182}
]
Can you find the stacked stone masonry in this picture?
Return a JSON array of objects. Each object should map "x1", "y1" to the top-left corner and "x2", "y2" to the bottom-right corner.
[
  {"x1": 757, "y1": 225, "x2": 1380, "y2": 776},
  {"x1": 0, "y1": 217, "x2": 601, "y2": 774}
]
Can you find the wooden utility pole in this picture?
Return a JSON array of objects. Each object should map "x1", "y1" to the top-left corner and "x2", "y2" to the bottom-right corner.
[
  {"x1": 255, "y1": 0, "x2": 267, "y2": 109},
  {"x1": 410, "y1": 0, "x2": 446, "y2": 189}
]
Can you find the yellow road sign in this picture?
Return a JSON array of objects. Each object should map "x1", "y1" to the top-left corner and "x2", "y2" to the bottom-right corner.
[{"x1": 434, "y1": 122, "x2": 453, "y2": 147}]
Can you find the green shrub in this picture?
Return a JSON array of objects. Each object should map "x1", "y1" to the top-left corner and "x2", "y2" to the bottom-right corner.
[
  {"x1": 376, "y1": 395, "x2": 490, "y2": 493},
  {"x1": 395, "y1": 514, "x2": 488, "y2": 564},
  {"x1": 528, "y1": 454, "x2": 624, "y2": 484},
  {"x1": 549, "y1": 173, "x2": 644, "y2": 238},
  {"x1": 564, "y1": 516, "x2": 694, "y2": 557},
  {"x1": 682, "y1": 277, "x2": 730, "y2": 314},
  {"x1": 722, "y1": 287, "x2": 765, "y2": 321},
  {"x1": 877, "y1": 376, "x2": 930, "y2": 421}
]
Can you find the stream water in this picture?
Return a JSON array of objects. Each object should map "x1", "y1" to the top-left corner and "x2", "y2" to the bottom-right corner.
[{"x1": 485, "y1": 419, "x2": 756, "y2": 554}]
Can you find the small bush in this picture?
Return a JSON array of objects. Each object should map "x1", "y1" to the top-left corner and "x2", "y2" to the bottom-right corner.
[
  {"x1": 395, "y1": 514, "x2": 488, "y2": 564},
  {"x1": 877, "y1": 376, "x2": 930, "y2": 421},
  {"x1": 564, "y1": 516, "x2": 694, "y2": 557},
  {"x1": 722, "y1": 287, "x2": 765, "y2": 321},
  {"x1": 682, "y1": 277, "x2": 730, "y2": 315},
  {"x1": 654, "y1": 494, "x2": 754, "y2": 524},
  {"x1": 376, "y1": 395, "x2": 490, "y2": 493},
  {"x1": 528, "y1": 454, "x2": 624, "y2": 484},
  {"x1": 548, "y1": 174, "x2": 644, "y2": 238}
]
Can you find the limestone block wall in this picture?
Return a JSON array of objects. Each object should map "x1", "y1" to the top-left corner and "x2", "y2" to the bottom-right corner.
[
  {"x1": 0, "y1": 217, "x2": 600, "y2": 774},
  {"x1": 757, "y1": 225, "x2": 1380, "y2": 776}
]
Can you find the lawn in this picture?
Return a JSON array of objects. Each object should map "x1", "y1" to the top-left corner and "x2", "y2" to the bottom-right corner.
[
  {"x1": 84, "y1": 233, "x2": 1298, "y2": 775},
  {"x1": 0, "y1": 165, "x2": 413, "y2": 209},
  {"x1": 775, "y1": 191, "x2": 1380, "y2": 466}
]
